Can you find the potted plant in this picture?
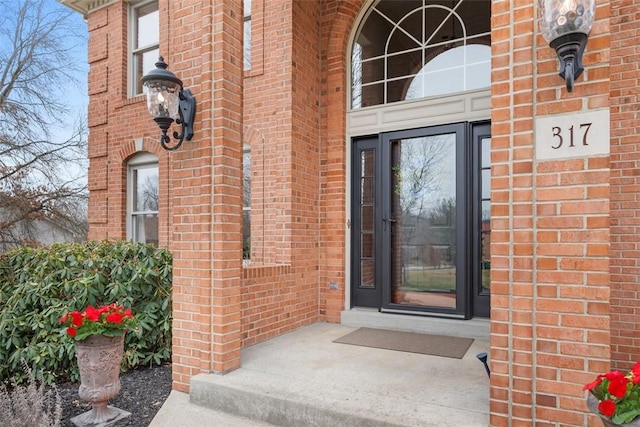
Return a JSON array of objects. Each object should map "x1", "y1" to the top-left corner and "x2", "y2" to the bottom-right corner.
[
  {"x1": 59, "y1": 303, "x2": 137, "y2": 427},
  {"x1": 584, "y1": 361, "x2": 640, "y2": 426}
]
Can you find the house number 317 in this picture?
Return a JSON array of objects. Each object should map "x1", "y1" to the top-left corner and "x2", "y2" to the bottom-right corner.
[{"x1": 551, "y1": 123, "x2": 593, "y2": 149}]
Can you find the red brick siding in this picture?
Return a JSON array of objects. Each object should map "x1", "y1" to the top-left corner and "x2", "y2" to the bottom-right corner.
[
  {"x1": 610, "y1": 0, "x2": 640, "y2": 371},
  {"x1": 81, "y1": 1, "x2": 640, "y2": 422},
  {"x1": 490, "y1": 1, "x2": 612, "y2": 426},
  {"x1": 318, "y1": 0, "x2": 366, "y2": 322}
]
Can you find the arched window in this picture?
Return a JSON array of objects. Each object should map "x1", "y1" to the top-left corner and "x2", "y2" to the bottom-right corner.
[{"x1": 351, "y1": 0, "x2": 491, "y2": 109}]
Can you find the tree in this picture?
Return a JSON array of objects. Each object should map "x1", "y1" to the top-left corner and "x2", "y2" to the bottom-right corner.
[{"x1": 0, "y1": 0, "x2": 88, "y2": 251}]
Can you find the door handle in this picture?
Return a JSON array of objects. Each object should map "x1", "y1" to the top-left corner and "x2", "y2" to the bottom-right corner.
[{"x1": 382, "y1": 217, "x2": 396, "y2": 231}]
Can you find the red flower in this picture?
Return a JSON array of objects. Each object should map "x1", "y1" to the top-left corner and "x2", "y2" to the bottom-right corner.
[
  {"x1": 106, "y1": 312, "x2": 124, "y2": 324},
  {"x1": 70, "y1": 311, "x2": 83, "y2": 326},
  {"x1": 84, "y1": 306, "x2": 100, "y2": 322},
  {"x1": 632, "y1": 362, "x2": 640, "y2": 384},
  {"x1": 608, "y1": 377, "x2": 629, "y2": 399},
  {"x1": 598, "y1": 399, "x2": 616, "y2": 418},
  {"x1": 604, "y1": 371, "x2": 625, "y2": 381},
  {"x1": 61, "y1": 303, "x2": 136, "y2": 340},
  {"x1": 583, "y1": 378, "x2": 602, "y2": 391}
]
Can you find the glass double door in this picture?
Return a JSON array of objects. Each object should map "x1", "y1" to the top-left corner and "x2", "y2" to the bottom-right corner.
[{"x1": 351, "y1": 122, "x2": 490, "y2": 318}]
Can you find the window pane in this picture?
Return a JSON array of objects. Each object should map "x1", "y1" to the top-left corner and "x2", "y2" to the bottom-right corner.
[
  {"x1": 359, "y1": 82, "x2": 384, "y2": 109},
  {"x1": 129, "y1": 154, "x2": 159, "y2": 245},
  {"x1": 132, "y1": 213, "x2": 158, "y2": 246},
  {"x1": 243, "y1": 150, "x2": 251, "y2": 207},
  {"x1": 244, "y1": 19, "x2": 251, "y2": 70},
  {"x1": 243, "y1": 209, "x2": 251, "y2": 259},
  {"x1": 360, "y1": 260, "x2": 375, "y2": 288},
  {"x1": 243, "y1": 0, "x2": 251, "y2": 70},
  {"x1": 481, "y1": 169, "x2": 491, "y2": 199},
  {"x1": 136, "y1": 3, "x2": 159, "y2": 49},
  {"x1": 133, "y1": 48, "x2": 159, "y2": 95},
  {"x1": 390, "y1": 133, "x2": 457, "y2": 309},
  {"x1": 131, "y1": 1, "x2": 159, "y2": 96},
  {"x1": 481, "y1": 137, "x2": 491, "y2": 166},
  {"x1": 133, "y1": 166, "x2": 159, "y2": 212},
  {"x1": 242, "y1": 146, "x2": 251, "y2": 260}
]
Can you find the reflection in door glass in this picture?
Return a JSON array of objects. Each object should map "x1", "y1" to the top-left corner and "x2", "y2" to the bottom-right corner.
[
  {"x1": 360, "y1": 149, "x2": 375, "y2": 288},
  {"x1": 480, "y1": 136, "x2": 491, "y2": 294},
  {"x1": 390, "y1": 134, "x2": 457, "y2": 309}
]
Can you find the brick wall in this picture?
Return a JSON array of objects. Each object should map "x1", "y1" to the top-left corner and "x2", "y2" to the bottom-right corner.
[
  {"x1": 240, "y1": 0, "x2": 321, "y2": 344},
  {"x1": 81, "y1": 1, "x2": 640, "y2": 422},
  {"x1": 490, "y1": 1, "x2": 612, "y2": 426},
  {"x1": 609, "y1": 0, "x2": 640, "y2": 372},
  {"x1": 319, "y1": 0, "x2": 365, "y2": 321},
  {"x1": 85, "y1": 0, "x2": 246, "y2": 391}
]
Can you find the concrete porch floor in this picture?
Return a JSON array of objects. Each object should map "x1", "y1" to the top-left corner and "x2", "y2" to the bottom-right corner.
[{"x1": 150, "y1": 318, "x2": 490, "y2": 426}]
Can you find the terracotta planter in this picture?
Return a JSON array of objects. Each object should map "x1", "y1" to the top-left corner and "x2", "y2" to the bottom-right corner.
[
  {"x1": 587, "y1": 393, "x2": 640, "y2": 427},
  {"x1": 71, "y1": 334, "x2": 131, "y2": 427}
]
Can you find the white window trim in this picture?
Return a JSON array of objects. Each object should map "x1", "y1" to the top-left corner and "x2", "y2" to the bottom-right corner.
[
  {"x1": 127, "y1": 152, "x2": 159, "y2": 243},
  {"x1": 128, "y1": 0, "x2": 159, "y2": 97}
]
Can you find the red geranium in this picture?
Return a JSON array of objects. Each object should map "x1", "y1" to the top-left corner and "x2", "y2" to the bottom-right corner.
[
  {"x1": 608, "y1": 376, "x2": 630, "y2": 399},
  {"x1": 632, "y1": 361, "x2": 640, "y2": 384},
  {"x1": 598, "y1": 400, "x2": 616, "y2": 418},
  {"x1": 585, "y1": 362, "x2": 640, "y2": 424},
  {"x1": 59, "y1": 303, "x2": 138, "y2": 341},
  {"x1": 84, "y1": 306, "x2": 101, "y2": 322},
  {"x1": 106, "y1": 312, "x2": 124, "y2": 324}
]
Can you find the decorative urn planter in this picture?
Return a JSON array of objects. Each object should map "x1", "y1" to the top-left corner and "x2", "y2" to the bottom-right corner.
[{"x1": 70, "y1": 334, "x2": 131, "y2": 427}]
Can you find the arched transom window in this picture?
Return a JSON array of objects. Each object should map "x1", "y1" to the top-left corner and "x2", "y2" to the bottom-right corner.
[{"x1": 351, "y1": 0, "x2": 491, "y2": 109}]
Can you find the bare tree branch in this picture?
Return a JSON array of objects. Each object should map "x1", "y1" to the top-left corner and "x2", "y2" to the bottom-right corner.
[{"x1": 0, "y1": 0, "x2": 88, "y2": 251}]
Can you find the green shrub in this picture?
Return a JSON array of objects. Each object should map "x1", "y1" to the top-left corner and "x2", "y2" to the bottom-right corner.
[{"x1": 0, "y1": 240, "x2": 172, "y2": 385}]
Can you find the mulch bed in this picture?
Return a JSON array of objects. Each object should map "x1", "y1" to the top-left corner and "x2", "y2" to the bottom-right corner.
[{"x1": 56, "y1": 364, "x2": 172, "y2": 427}]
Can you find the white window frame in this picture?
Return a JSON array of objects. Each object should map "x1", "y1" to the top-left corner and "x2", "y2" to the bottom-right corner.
[
  {"x1": 242, "y1": 143, "x2": 251, "y2": 260},
  {"x1": 128, "y1": 0, "x2": 159, "y2": 97},
  {"x1": 243, "y1": 0, "x2": 252, "y2": 70},
  {"x1": 127, "y1": 152, "x2": 159, "y2": 244}
]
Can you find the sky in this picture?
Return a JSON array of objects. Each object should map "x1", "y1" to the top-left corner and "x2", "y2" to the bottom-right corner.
[{"x1": 49, "y1": 0, "x2": 90, "y2": 144}]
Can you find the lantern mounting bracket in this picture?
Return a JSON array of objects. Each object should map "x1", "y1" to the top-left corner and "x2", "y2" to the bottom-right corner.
[
  {"x1": 141, "y1": 57, "x2": 196, "y2": 151},
  {"x1": 549, "y1": 32, "x2": 588, "y2": 93}
]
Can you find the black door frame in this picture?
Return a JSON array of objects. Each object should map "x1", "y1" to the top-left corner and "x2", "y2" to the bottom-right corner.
[
  {"x1": 471, "y1": 121, "x2": 491, "y2": 318},
  {"x1": 380, "y1": 123, "x2": 468, "y2": 318},
  {"x1": 350, "y1": 122, "x2": 490, "y2": 319}
]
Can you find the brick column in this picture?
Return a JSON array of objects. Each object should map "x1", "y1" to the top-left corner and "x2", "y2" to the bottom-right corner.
[
  {"x1": 169, "y1": 0, "x2": 244, "y2": 391},
  {"x1": 490, "y1": 1, "x2": 611, "y2": 426},
  {"x1": 609, "y1": 0, "x2": 640, "y2": 372}
]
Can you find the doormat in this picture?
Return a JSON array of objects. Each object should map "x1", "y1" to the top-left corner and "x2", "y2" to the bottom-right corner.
[{"x1": 333, "y1": 327, "x2": 474, "y2": 359}]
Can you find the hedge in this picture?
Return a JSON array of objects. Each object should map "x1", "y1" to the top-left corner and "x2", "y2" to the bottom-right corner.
[{"x1": 0, "y1": 240, "x2": 172, "y2": 385}]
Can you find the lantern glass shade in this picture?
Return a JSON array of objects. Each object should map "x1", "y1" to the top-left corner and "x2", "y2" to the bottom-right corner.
[
  {"x1": 143, "y1": 79, "x2": 181, "y2": 120},
  {"x1": 539, "y1": 0, "x2": 595, "y2": 42}
]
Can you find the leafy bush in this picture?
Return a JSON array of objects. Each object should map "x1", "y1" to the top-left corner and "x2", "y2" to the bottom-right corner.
[{"x1": 0, "y1": 240, "x2": 172, "y2": 385}]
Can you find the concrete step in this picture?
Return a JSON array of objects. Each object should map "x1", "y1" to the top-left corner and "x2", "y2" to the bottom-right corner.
[
  {"x1": 149, "y1": 390, "x2": 274, "y2": 427},
  {"x1": 189, "y1": 365, "x2": 487, "y2": 427},
  {"x1": 153, "y1": 323, "x2": 490, "y2": 427}
]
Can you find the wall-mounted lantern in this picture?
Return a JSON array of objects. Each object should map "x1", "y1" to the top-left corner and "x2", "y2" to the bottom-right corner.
[
  {"x1": 141, "y1": 57, "x2": 196, "y2": 151},
  {"x1": 538, "y1": 0, "x2": 595, "y2": 92}
]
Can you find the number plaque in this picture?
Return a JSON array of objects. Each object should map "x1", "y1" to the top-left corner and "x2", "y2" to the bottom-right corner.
[{"x1": 535, "y1": 109, "x2": 610, "y2": 160}]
